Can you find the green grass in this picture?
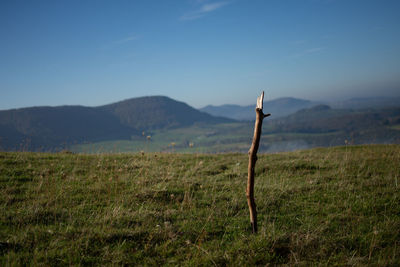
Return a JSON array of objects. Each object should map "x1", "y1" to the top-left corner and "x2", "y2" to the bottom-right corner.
[
  {"x1": 1, "y1": 145, "x2": 399, "y2": 265},
  {"x1": 70, "y1": 122, "x2": 254, "y2": 153},
  {"x1": 70, "y1": 119, "x2": 398, "y2": 154}
]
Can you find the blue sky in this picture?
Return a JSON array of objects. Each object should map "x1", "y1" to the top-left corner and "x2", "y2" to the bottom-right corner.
[{"x1": 1, "y1": 0, "x2": 399, "y2": 110}]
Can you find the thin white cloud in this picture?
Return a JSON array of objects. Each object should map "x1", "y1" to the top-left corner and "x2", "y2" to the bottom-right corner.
[
  {"x1": 180, "y1": 1, "x2": 228, "y2": 21},
  {"x1": 112, "y1": 35, "x2": 140, "y2": 45},
  {"x1": 201, "y1": 2, "x2": 226, "y2": 12},
  {"x1": 180, "y1": 13, "x2": 204, "y2": 21},
  {"x1": 100, "y1": 35, "x2": 140, "y2": 50}
]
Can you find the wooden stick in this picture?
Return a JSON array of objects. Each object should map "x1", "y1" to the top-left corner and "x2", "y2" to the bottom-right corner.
[{"x1": 247, "y1": 91, "x2": 270, "y2": 233}]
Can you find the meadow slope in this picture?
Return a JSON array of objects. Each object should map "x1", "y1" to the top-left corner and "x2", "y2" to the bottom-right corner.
[{"x1": 1, "y1": 145, "x2": 399, "y2": 265}]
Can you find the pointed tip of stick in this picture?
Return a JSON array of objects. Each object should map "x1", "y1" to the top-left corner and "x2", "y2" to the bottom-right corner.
[{"x1": 256, "y1": 91, "x2": 264, "y2": 110}]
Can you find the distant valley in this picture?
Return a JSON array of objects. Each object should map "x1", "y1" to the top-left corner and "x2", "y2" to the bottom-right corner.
[
  {"x1": 0, "y1": 95, "x2": 399, "y2": 153},
  {"x1": 200, "y1": 96, "x2": 400, "y2": 121}
]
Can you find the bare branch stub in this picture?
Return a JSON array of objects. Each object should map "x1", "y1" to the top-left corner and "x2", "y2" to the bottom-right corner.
[{"x1": 247, "y1": 91, "x2": 269, "y2": 233}]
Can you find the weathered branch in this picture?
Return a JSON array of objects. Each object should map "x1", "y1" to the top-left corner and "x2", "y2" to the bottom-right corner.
[{"x1": 247, "y1": 91, "x2": 269, "y2": 233}]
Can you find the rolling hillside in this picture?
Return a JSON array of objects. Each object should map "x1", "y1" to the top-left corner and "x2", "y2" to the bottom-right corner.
[
  {"x1": 1, "y1": 95, "x2": 399, "y2": 153},
  {"x1": 264, "y1": 105, "x2": 400, "y2": 134},
  {"x1": 100, "y1": 96, "x2": 232, "y2": 130},
  {"x1": 0, "y1": 96, "x2": 232, "y2": 151},
  {"x1": 259, "y1": 105, "x2": 400, "y2": 152},
  {"x1": 0, "y1": 105, "x2": 135, "y2": 151},
  {"x1": 71, "y1": 105, "x2": 400, "y2": 154}
]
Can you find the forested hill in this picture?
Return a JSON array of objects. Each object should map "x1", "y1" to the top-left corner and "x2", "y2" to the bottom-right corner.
[
  {"x1": 0, "y1": 96, "x2": 233, "y2": 151},
  {"x1": 99, "y1": 96, "x2": 232, "y2": 130},
  {"x1": 265, "y1": 105, "x2": 400, "y2": 134}
]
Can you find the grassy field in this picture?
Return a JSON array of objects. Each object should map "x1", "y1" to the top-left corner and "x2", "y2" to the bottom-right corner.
[
  {"x1": 1, "y1": 145, "x2": 399, "y2": 265},
  {"x1": 68, "y1": 122, "x2": 345, "y2": 154},
  {"x1": 69, "y1": 120, "x2": 400, "y2": 154},
  {"x1": 70, "y1": 123, "x2": 253, "y2": 154}
]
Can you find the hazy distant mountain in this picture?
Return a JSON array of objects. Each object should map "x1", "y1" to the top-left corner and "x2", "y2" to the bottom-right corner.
[
  {"x1": 200, "y1": 97, "x2": 318, "y2": 120},
  {"x1": 0, "y1": 96, "x2": 232, "y2": 151},
  {"x1": 200, "y1": 96, "x2": 400, "y2": 121},
  {"x1": 199, "y1": 104, "x2": 253, "y2": 121},
  {"x1": 330, "y1": 97, "x2": 400, "y2": 109},
  {"x1": 2, "y1": 95, "x2": 399, "y2": 152}
]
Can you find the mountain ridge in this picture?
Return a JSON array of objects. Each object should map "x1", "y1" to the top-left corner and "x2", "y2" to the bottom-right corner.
[
  {"x1": 200, "y1": 97, "x2": 318, "y2": 120},
  {"x1": 0, "y1": 96, "x2": 233, "y2": 151},
  {"x1": 99, "y1": 96, "x2": 231, "y2": 130},
  {"x1": 1, "y1": 95, "x2": 399, "y2": 152},
  {"x1": 199, "y1": 96, "x2": 400, "y2": 121}
]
